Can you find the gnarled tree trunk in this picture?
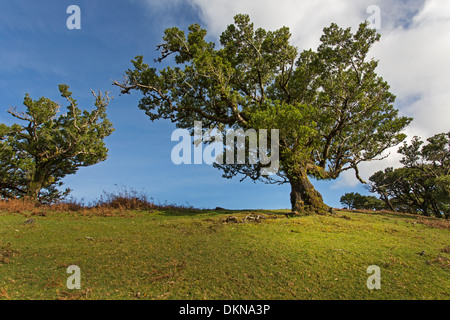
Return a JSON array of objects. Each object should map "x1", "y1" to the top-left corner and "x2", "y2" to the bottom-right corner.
[
  {"x1": 25, "y1": 166, "x2": 47, "y2": 202},
  {"x1": 26, "y1": 180, "x2": 42, "y2": 202},
  {"x1": 288, "y1": 168, "x2": 332, "y2": 215}
]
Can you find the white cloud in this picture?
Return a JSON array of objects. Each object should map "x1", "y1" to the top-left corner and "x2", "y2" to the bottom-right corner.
[
  {"x1": 372, "y1": 0, "x2": 450, "y2": 137},
  {"x1": 191, "y1": 0, "x2": 372, "y2": 50},
  {"x1": 413, "y1": 0, "x2": 450, "y2": 23}
]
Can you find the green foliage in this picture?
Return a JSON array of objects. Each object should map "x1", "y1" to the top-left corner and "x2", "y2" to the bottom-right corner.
[
  {"x1": 340, "y1": 192, "x2": 387, "y2": 211},
  {"x1": 115, "y1": 14, "x2": 411, "y2": 211},
  {"x1": 368, "y1": 132, "x2": 450, "y2": 218},
  {"x1": 0, "y1": 85, "x2": 114, "y2": 203}
]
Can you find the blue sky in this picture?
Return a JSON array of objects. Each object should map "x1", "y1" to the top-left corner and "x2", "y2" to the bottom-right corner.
[{"x1": 1, "y1": 0, "x2": 449, "y2": 210}]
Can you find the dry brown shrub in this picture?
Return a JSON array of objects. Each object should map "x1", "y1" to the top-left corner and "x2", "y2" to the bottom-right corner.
[
  {"x1": 0, "y1": 186, "x2": 198, "y2": 217},
  {"x1": 92, "y1": 188, "x2": 157, "y2": 211},
  {"x1": 0, "y1": 198, "x2": 40, "y2": 213},
  {"x1": 417, "y1": 217, "x2": 450, "y2": 230}
]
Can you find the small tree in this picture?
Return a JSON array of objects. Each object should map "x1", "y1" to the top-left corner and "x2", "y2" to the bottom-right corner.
[
  {"x1": 0, "y1": 85, "x2": 114, "y2": 203},
  {"x1": 368, "y1": 132, "x2": 449, "y2": 218},
  {"x1": 115, "y1": 14, "x2": 411, "y2": 214},
  {"x1": 340, "y1": 192, "x2": 386, "y2": 210}
]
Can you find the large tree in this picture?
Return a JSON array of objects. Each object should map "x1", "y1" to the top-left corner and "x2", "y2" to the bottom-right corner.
[
  {"x1": 114, "y1": 14, "x2": 411, "y2": 214},
  {"x1": 0, "y1": 85, "x2": 114, "y2": 203}
]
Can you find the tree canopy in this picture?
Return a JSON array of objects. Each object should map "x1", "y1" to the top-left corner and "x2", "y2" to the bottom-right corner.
[
  {"x1": 340, "y1": 192, "x2": 386, "y2": 211},
  {"x1": 368, "y1": 132, "x2": 449, "y2": 218},
  {"x1": 0, "y1": 85, "x2": 114, "y2": 203},
  {"x1": 115, "y1": 14, "x2": 412, "y2": 214}
]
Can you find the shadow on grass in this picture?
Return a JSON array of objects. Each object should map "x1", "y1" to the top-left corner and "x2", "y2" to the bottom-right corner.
[
  {"x1": 337, "y1": 208, "x2": 433, "y2": 221},
  {"x1": 155, "y1": 208, "x2": 290, "y2": 218}
]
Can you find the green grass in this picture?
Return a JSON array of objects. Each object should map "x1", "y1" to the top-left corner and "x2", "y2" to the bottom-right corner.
[{"x1": 0, "y1": 209, "x2": 448, "y2": 300}]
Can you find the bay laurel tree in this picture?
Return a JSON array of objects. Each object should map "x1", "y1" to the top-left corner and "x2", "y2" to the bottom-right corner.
[
  {"x1": 115, "y1": 14, "x2": 412, "y2": 214},
  {"x1": 0, "y1": 85, "x2": 114, "y2": 203}
]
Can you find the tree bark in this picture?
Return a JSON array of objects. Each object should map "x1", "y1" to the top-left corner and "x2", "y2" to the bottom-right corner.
[
  {"x1": 26, "y1": 180, "x2": 42, "y2": 202},
  {"x1": 26, "y1": 167, "x2": 47, "y2": 202},
  {"x1": 376, "y1": 189, "x2": 396, "y2": 212},
  {"x1": 288, "y1": 168, "x2": 332, "y2": 215}
]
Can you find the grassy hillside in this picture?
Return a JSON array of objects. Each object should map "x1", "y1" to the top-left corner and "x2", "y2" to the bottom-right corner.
[{"x1": 0, "y1": 207, "x2": 448, "y2": 300}]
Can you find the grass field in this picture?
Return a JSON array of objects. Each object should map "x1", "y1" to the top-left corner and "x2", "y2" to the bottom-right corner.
[{"x1": 0, "y1": 207, "x2": 449, "y2": 300}]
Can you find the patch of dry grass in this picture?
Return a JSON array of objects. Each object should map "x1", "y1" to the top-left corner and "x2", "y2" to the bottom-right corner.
[
  {"x1": 417, "y1": 217, "x2": 450, "y2": 230},
  {"x1": 0, "y1": 187, "x2": 198, "y2": 217}
]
